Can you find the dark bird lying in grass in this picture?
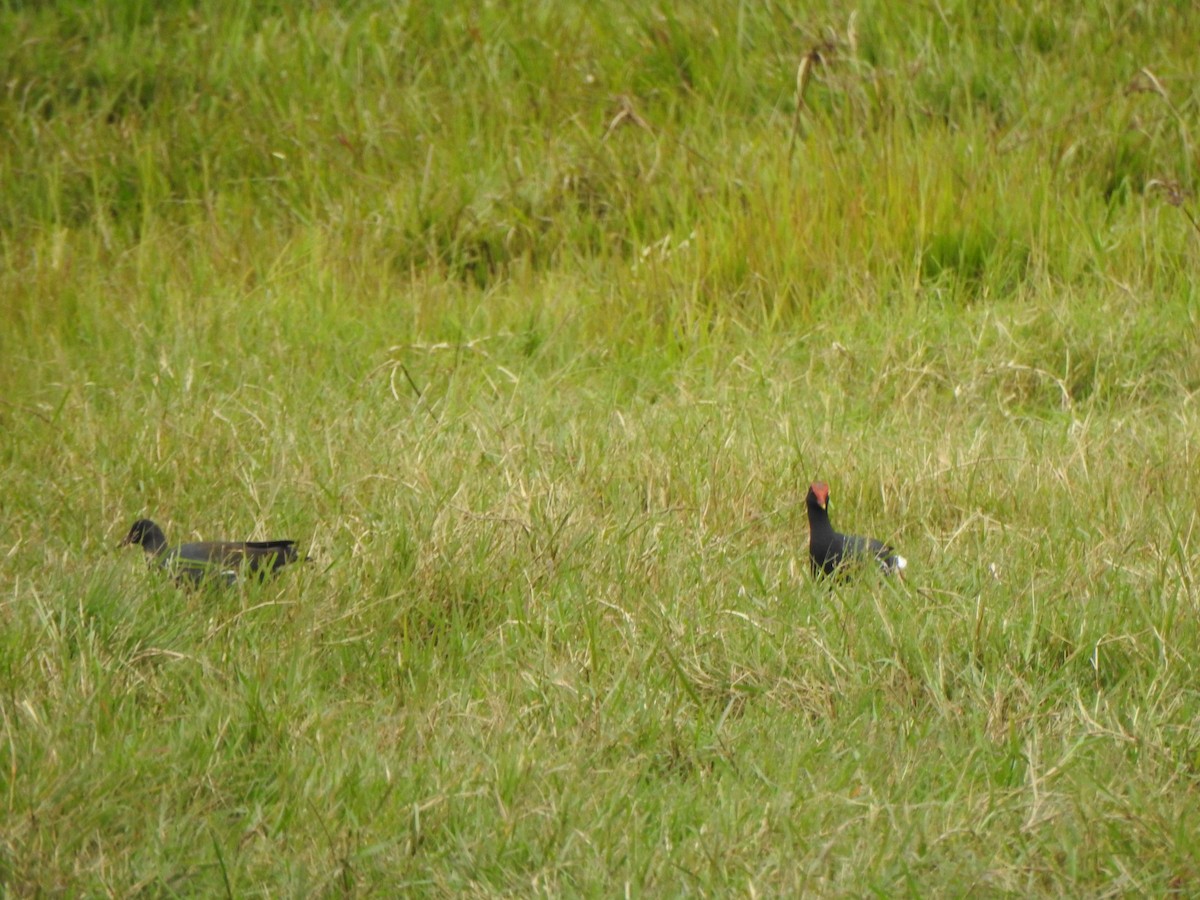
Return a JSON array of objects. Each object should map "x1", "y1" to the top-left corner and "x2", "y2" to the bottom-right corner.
[
  {"x1": 805, "y1": 482, "x2": 906, "y2": 580},
  {"x1": 121, "y1": 518, "x2": 306, "y2": 587}
]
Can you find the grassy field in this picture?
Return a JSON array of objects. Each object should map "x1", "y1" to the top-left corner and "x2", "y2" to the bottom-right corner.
[{"x1": 3, "y1": 0, "x2": 1200, "y2": 894}]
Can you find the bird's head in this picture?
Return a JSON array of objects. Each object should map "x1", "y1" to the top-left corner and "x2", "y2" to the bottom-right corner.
[
  {"x1": 807, "y1": 481, "x2": 830, "y2": 511},
  {"x1": 121, "y1": 519, "x2": 166, "y2": 553}
]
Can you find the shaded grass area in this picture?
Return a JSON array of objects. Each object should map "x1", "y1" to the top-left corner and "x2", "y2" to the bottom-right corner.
[
  {"x1": 2, "y1": 0, "x2": 1197, "y2": 318},
  {"x1": 3, "y1": 0, "x2": 1200, "y2": 894}
]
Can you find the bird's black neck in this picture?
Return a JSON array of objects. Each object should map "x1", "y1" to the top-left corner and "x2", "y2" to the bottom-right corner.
[
  {"x1": 806, "y1": 501, "x2": 834, "y2": 539},
  {"x1": 140, "y1": 523, "x2": 168, "y2": 554}
]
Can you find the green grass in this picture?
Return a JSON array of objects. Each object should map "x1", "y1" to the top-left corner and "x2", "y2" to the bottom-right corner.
[{"x1": 4, "y1": 0, "x2": 1200, "y2": 893}]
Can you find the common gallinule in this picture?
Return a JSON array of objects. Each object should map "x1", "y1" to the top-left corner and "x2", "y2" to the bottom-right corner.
[
  {"x1": 806, "y1": 482, "x2": 906, "y2": 579},
  {"x1": 121, "y1": 518, "x2": 306, "y2": 586}
]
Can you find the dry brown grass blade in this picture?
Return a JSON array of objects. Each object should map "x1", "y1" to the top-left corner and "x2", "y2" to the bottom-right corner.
[{"x1": 788, "y1": 48, "x2": 823, "y2": 159}]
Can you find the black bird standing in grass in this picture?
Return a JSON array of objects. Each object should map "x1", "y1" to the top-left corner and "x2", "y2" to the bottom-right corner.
[
  {"x1": 121, "y1": 518, "x2": 306, "y2": 587},
  {"x1": 805, "y1": 482, "x2": 906, "y2": 579}
]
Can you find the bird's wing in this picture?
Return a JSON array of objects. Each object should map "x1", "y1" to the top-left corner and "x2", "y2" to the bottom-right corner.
[
  {"x1": 241, "y1": 541, "x2": 299, "y2": 571},
  {"x1": 834, "y1": 533, "x2": 890, "y2": 559},
  {"x1": 161, "y1": 547, "x2": 239, "y2": 585}
]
